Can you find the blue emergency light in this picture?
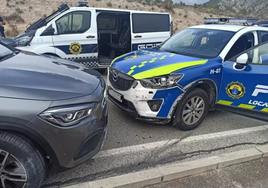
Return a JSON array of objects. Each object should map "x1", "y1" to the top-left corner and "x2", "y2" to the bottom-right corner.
[
  {"x1": 204, "y1": 18, "x2": 259, "y2": 26},
  {"x1": 77, "y1": 1, "x2": 89, "y2": 7}
]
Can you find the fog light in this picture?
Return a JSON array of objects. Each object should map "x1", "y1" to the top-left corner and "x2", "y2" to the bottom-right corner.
[{"x1": 147, "y1": 100, "x2": 163, "y2": 112}]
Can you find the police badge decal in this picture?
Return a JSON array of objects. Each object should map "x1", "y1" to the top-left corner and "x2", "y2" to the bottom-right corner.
[{"x1": 69, "y1": 42, "x2": 82, "y2": 55}]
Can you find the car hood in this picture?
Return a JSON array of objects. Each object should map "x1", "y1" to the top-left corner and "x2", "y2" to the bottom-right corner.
[
  {"x1": 111, "y1": 48, "x2": 208, "y2": 79},
  {"x1": 0, "y1": 52, "x2": 102, "y2": 100}
]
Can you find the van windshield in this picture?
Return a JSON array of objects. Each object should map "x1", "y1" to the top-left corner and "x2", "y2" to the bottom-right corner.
[{"x1": 159, "y1": 28, "x2": 235, "y2": 59}]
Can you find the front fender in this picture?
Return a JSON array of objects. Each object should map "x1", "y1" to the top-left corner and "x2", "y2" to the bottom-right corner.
[{"x1": 0, "y1": 121, "x2": 60, "y2": 169}]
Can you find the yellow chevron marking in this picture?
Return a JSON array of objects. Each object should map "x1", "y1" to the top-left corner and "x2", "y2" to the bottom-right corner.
[
  {"x1": 217, "y1": 100, "x2": 233, "y2": 105},
  {"x1": 149, "y1": 58, "x2": 158, "y2": 63},
  {"x1": 159, "y1": 55, "x2": 167, "y2": 60},
  {"x1": 261, "y1": 108, "x2": 268, "y2": 112},
  {"x1": 238, "y1": 104, "x2": 255, "y2": 109},
  {"x1": 138, "y1": 61, "x2": 148, "y2": 68},
  {"x1": 127, "y1": 65, "x2": 138, "y2": 75}
]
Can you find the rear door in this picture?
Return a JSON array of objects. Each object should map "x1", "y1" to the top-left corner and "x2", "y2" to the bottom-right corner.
[
  {"x1": 52, "y1": 9, "x2": 98, "y2": 64},
  {"x1": 130, "y1": 13, "x2": 171, "y2": 51}
]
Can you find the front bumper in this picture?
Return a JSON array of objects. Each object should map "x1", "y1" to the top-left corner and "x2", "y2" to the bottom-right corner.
[
  {"x1": 28, "y1": 95, "x2": 108, "y2": 171},
  {"x1": 107, "y1": 70, "x2": 184, "y2": 122},
  {"x1": 108, "y1": 91, "x2": 170, "y2": 124}
]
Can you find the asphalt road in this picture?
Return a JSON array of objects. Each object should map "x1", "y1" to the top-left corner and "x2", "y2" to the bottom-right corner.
[
  {"x1": 146, "y1": 158, "x2": 268, "y2": 188},
  {"x1": 41, "y1": 72, "x2": 268, "y2": 188},
  {"x1": 103, "y1": 100, "x2": 266, "y2": 150}
]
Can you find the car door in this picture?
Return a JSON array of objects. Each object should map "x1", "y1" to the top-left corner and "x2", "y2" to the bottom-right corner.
[
  {"x1": 52, "y1": 10, "x2": 98, "y2": 63},
  {"x1": 217, "y1": 40, "x2": 268, "y2": 122},
  {"x1": 130, "y1": 13, "x2": 171, "y2": 51}
]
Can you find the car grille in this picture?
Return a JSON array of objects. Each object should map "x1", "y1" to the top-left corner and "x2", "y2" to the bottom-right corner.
[{"x1": 109, "y1": 68, "x2": 135, "y2": 91}]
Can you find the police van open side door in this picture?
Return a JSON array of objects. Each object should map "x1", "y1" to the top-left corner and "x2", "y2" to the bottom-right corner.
[
  {"x1": 51, "y1": 9, "x2": 98, "y2": 65},
  {"x1": 217, "y1": 40, "x2": 268, "y2": 122},
  {"x1": 130, "y1": 12, "x2": 171, "y2": 51}
]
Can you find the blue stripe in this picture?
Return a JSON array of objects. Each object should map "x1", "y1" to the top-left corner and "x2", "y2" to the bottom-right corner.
[{"x1": 53, "y1": 44, "x2": 98, "y2": 55}]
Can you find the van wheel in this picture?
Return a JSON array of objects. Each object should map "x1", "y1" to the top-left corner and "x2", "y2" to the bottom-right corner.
[
  {"x1": 174, "y1": 88, "x2": 209, "y2": 131},
  {"x1": 0, "y1": 132, "x2": 47, "y2": 188}
]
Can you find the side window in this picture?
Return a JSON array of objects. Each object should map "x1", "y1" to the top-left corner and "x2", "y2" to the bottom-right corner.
[
  {"x1": 225, "y1": 32, "x2": 255, "y2": 61},
  {"x1": 258, "y1": 31, "x2": 268, "y2": 44},
  {"x1": 132, "y1": 13, "x2": 170, "y2": 33},
  {"x1": 98, "y1": 17, "x2": 116, "y2": 30},
  {"x1": 55, "y1": 11, "x2": 91, "y2": 35},
  {"x1": 247, "y1": 42, "x2": 268, "y2": 65}
]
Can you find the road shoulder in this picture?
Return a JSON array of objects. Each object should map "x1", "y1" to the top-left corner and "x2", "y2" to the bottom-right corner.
[{"x1": 64, "y1": 145, "x2": 268, "y2": 188}]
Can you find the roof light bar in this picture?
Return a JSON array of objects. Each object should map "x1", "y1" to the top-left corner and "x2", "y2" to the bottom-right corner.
[
  {"x1": 204, "y1": 18, "x2": 259, "y2": 25},
  {"x1": 77, "y1": 1, "x2": 89, "y2": 7}
]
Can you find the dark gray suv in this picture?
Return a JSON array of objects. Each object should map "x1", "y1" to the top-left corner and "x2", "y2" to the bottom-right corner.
[{"x1": 0, "y1": 43, "x2": 108, "y2": 188}]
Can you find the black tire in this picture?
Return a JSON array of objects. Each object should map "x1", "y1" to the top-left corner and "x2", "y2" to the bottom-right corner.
[
  {"x1": 173, "y1": 88, "x2": 209, "y2": 131},
  {"x1": 0, "y1": 132, "x2": 47, "y2": 188}
]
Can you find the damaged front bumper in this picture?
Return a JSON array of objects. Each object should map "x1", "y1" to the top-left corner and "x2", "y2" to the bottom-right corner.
[
  {"x1": 107, "y1": 68, "x2": 185, "y2": 124},
  {"x1": 108, "y1": 88, "x2": 171, "y2": 124}
]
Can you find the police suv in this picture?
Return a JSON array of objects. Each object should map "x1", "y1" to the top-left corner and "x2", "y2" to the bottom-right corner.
[
  {"x1": 13, "y1": 2, "x2": 172, "y2": 69},
  {"x1": 108, "y1": 18, "x2": 268, "y2": 131}
]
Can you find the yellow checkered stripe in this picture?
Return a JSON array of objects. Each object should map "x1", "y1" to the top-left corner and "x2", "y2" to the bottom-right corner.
[
  {"x1": 217, "y1": 100, "x2": 268, "y2": 112},
  {"x1": 127, "y1": 54, "x2": 175, "y2": 76}
]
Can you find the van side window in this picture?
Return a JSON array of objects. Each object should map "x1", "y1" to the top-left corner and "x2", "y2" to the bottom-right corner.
[
  {"x1": 98, "y1": 17, "x2": 116, "y2": 30},
  {"x1": 132, "y1": 13, "x2": 170, "y2": 33},
  {"x1": 225, "y1": 32, "x2": 254, "y2": 61},
  {"x1": 56, "y1": 11, "x2": 91, "y2": 35}
]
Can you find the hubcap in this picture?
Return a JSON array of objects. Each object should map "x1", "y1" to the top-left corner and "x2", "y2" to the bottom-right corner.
[
  {"x1": 182, "y1": 96, "x2": 205, "y2": 125},
  {"x1": 0, "y1": 150, "x2": 27, "y2": 188}
]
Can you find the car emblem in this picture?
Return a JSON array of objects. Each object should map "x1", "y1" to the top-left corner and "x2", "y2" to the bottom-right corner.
[{"x1": 112, "y1": 71, "x2": 118, "y2": 82}]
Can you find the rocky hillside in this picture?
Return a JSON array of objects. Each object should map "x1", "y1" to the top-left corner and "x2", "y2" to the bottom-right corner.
[
  {"x1": 0, "y1": 0, "x2": 226, "y2": 38},
  {"x1": 206, "y1": 0, "x2": 268, "y2": 19}
]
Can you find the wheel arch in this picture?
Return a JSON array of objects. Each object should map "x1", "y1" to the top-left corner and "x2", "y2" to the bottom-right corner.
[
  {"x1": 0, "y1": 122, "x2": 60, "y2": 168},
  {"x1": 184, "y1": 79, "x2": 218, "y2": 110}
]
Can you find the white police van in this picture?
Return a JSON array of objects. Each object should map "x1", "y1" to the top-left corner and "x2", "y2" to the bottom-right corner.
[{"x1": 14, "y1": 2, "x2": 172, "y2": 69}]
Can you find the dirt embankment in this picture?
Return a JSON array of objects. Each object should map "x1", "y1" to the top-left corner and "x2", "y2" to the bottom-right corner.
[{"x1": 0, "y1": 0, "x2": 225, "y2": 37}]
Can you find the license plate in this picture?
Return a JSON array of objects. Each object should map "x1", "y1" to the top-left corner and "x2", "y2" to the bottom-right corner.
[{"x1": 109, "y1": 89, "x2": 122, "y2": 102}]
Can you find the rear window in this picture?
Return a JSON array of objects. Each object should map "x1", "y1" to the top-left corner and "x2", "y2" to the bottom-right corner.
[{"x1": 132, "y1": 13, "x2": 170, "y2": 33}]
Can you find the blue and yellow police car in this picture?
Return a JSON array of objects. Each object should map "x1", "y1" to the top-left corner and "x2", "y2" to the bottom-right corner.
[{"x1": 107, "y1": 18, "x2": 268, "y2": 131}]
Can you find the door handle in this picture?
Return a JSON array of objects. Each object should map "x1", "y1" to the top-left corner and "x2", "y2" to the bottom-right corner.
[
  {"x1": 134, "y1": 35, "x2": 142, "y2": 38},
  {"x1": 86, "y1": 35, "x2": 95, "y2": 38}
]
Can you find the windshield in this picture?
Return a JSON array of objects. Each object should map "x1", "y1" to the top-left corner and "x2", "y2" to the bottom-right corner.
[
  {"x1": 0, "y1": 44, "x2": 16, "y2": 61},
  {"x1": 159, "y1": 28, "x2": 235, "y2": 59}
]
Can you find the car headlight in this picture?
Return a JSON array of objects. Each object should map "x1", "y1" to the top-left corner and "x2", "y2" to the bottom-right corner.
[
  {"x1": 39, "y1": 103, "x2": 95, "y2": 127},
  {"x1": 140, "y1": 74, "x2": 183, "y2": 89},
  {"x1": 15, "y1": 35, "x2": 33, "y2": 46}
]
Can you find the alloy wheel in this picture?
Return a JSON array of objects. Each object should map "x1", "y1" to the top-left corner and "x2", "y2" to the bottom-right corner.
[
  {"x1": 182, "y1": 96, "x2": 205, "y2": 125},
  {"x1": 0, "y1": 150, "x2": 27, "y2": 188}
]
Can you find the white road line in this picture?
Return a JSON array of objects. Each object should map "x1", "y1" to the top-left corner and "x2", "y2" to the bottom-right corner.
[{"x1": 95, "y1": 125, "x2": 268, "y2": 158}]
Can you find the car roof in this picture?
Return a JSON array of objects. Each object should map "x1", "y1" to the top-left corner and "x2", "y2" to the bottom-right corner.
[{"x1": 189, "y1": 24, "x2": 246, "y2": 32}]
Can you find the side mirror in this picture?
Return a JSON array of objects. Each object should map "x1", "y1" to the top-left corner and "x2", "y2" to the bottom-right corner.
[
  {"x1": 236, "y1": 53, "x2": 248, "y2": 65},
  {"x1": 41, "y1": 27, "x2": 55, "y2": 36}
]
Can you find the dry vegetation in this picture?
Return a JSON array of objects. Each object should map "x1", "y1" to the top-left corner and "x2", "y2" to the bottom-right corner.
[{"x1": 0, "y1": 0, "x2": 228, "y2": 38}]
